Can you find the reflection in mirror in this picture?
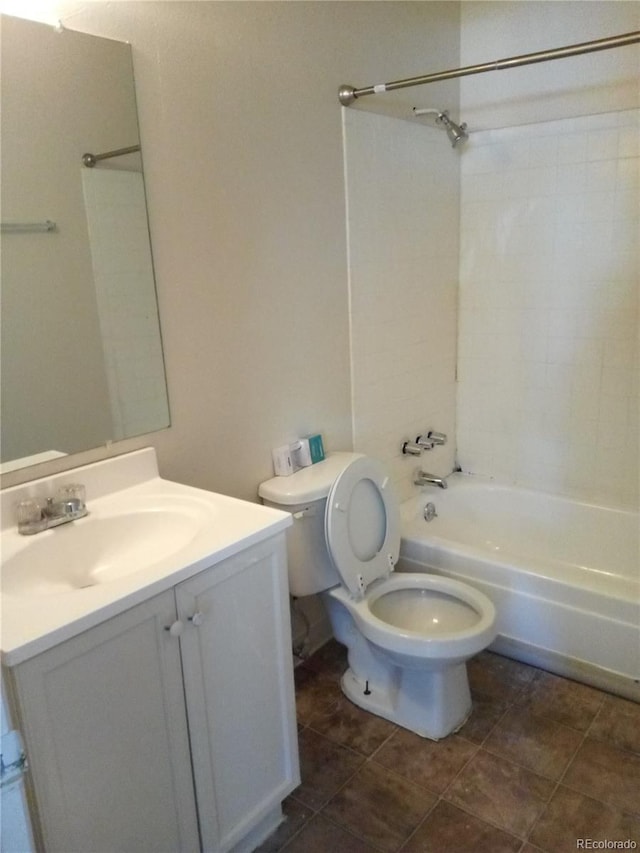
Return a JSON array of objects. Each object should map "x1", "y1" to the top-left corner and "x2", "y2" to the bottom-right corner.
[{"x1": 0, "y1": 15, "x2": 170, "y2": 474}]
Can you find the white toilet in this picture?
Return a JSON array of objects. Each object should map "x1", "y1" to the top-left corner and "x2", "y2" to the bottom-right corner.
[{"x1": 259, "y1": 452, "x2": 497, "y2": 739}]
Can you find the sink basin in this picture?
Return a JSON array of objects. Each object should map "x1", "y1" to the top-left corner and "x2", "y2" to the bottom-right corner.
[
  {"x1": 1, "y1": 448, "x2": 292, "y2": 665},
  {"x1": 2, "y1": 509, "x2": 203, "y2": 597}
]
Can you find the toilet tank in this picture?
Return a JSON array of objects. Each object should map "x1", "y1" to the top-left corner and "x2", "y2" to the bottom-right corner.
[{"x1": 258, "y1": 453, "x2": 361, "y2": 597}]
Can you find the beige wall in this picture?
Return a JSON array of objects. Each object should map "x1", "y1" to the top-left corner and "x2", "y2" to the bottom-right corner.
[
  {"x1": 460, "y1": 1, "x2": 640, "y2": 129},
  {"x1": 5, "y1": 1, "x2": 636, "y2": 502},
  {"x1": 1, "y1": 1, "x2": 461, "y2": 500}
]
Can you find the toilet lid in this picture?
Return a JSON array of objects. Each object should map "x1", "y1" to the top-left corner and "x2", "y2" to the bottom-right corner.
[{"x1": 324, "y1": 456, "x2": 400, "y2": 600}]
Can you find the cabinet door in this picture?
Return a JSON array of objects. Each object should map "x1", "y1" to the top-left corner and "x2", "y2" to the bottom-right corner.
[
  {"x1": 177, "y1": 535, "x2": 300, "y2": 853},
  {"x1": 10, "y1": 590, "x2": 200, "y2": 853}
]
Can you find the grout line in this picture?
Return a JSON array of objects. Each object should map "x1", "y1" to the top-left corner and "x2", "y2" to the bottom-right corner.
[
  {"x1": 397, "y1": 795, "x2": 441, "y2": 852},
  {"x1": 291, "y1": 647, "x2": 635, "y2": 852},
  {"x1": 520, "y1": 728, "x2": 588, "y2": 851}
]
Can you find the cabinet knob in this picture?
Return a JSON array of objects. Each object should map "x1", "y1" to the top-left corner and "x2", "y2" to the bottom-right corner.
[
  {"x1": 165, "y1": 620, "x2": 184, "y2": 637},
  {"x1": 189, "y1": 611, "x2": 204, "y2": 627}
]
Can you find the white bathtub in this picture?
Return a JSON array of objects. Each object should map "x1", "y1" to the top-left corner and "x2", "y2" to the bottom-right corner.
[{"x1": 398, "y1": 474, "x2": 640, "y2": 700}]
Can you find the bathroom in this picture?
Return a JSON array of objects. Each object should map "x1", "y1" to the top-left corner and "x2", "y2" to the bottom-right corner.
[{"x1": 1, "y1": 0, "x2": 638, "y2": 851}]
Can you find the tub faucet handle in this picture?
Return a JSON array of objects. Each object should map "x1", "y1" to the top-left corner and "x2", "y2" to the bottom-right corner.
[
  {"x1": 415, "y1": 435, "x2": 435, "y2": 450},
  {"x1": 402, "y1": 441, "x2": 423, "y2": 457},
  {"x1": 428, "y1": 430, "x2": 447, "y2": 446}
]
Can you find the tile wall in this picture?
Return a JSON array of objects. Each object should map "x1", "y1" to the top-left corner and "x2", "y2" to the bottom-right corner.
[
  {"x1": 343, "y1": 109, "x2": 460, "y2": 502},
  {"x1": 457, "y1": 109, "x2": 639, "y2": 507}
]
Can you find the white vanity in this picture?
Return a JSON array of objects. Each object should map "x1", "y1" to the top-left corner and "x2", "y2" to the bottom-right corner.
[{"x1": 1, "y1": 449, "x2": 299, "y2": 853}]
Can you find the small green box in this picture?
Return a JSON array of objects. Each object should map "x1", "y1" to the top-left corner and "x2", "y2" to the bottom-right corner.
[{"x1": 307, "y1": 434, "x2": 325, "y2": 464}]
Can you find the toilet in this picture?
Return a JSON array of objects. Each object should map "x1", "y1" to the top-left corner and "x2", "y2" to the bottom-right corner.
[{"x1": 259, "y1": 452, "x2": 497, "y2": 739}]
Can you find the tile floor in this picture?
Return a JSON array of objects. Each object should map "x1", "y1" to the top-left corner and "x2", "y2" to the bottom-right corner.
[{"x1": 259, "y1": 641, "x2": 640, "y2": 853}]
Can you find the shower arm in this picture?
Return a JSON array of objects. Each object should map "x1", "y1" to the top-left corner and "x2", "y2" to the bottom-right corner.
[{"x1": 338, "y1": 30, "x2": 640, "y2": 105}]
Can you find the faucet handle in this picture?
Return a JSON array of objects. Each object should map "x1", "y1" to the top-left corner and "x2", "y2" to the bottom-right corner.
[
  {"x1": 416, "y1": 429, "x2": 447, "y2": 450},
  {"x1": 16, "y1": 499, "x2": 47, "y2": 534},
  {"x1": 415, "y1": 435, "x2": 435, "y2": 450},
  {"x1": 427, "y1": 430, "x2": 447, "y2": 446},
  {"x1": 17, "y1": 499, "x2": 42, "y2": 525},
  {"x1": 55, "y1": 483, "x2": 86, "y2": 505},
  {"x1": 402, "y1": 441, "x2": 423, "y2": 457}
]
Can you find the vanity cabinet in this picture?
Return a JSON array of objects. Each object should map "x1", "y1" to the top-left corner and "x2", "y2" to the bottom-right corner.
[{"x1": 5, "y1": 535, "x2": 299, "y2": 853}]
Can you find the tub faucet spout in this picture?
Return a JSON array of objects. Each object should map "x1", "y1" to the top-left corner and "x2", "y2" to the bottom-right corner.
[{"x1": 414, "y1": 470, "x2": 448, "y2": 489}]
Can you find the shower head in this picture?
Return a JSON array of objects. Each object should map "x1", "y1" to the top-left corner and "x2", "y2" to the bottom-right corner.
[
  {"x1": 412, "y1": 108, "x2": 468, "y2": 148},
  {"x1": 437, "y1": 111, "x2": 468, "y2": 147}
]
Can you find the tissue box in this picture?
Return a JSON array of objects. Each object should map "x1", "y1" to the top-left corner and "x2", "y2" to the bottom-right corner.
[{"x1": 272, "y1": 445, "x2": 294, "y2": 476}]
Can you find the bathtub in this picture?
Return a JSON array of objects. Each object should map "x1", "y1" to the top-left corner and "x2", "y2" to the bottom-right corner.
[{"x1": 397, "y1": 474, "x2": 640, "y2": 701}]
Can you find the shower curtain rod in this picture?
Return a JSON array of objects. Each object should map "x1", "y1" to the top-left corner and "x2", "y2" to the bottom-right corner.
[
  {"x1": 82, "y1": 145, "x2": 141, "y2": 168},
  {"x1": 338, "y1": 30, "x2": 640, "y2": 105}
]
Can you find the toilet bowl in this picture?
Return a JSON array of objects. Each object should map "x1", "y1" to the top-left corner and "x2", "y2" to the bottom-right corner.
[{"x1": 259, "y1": 452, "x2": 497, "y2": 739}]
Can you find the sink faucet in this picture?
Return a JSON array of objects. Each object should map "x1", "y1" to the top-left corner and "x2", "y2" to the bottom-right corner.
[
  {"x1": 17, "y1": 484, "x2": 88, "y2": 535},
  {"x1": 414, "y1": 470, "x2": 448, "y2": 490}
]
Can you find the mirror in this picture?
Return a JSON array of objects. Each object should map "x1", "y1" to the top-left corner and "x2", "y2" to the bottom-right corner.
[{"x1": 0, "y1": 15, "x2": 170, "y2": 474}]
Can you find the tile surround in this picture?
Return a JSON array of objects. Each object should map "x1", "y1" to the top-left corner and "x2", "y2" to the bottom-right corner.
[
  {"x1": 344, "y1": 108, "x2": 637, "y2": 506},
  {"x1": 260, "y1": 641, "x2": 640, "y2": 853},
  {"x1": 457, "y1": 109, "x2": 639, "y2": 507},
  {"x1": 343, "y1": 109, "x2": 459, "y2": 502}
]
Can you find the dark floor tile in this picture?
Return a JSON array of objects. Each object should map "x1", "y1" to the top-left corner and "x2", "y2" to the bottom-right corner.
[
  {"x1": 589, "y1": 694, "x2": 640, "y2": 754},
  {"x1": 517, "y1": 670, "x2": 605, "y2": 731},
  {"x1": 467, "y1": 651, "x2": 537, "y2": 703},
  {"x1": 529, "y1": 785, "x2": 640, "y2": 852},
  {"x1": 374, "y1": 728, "x2": 477, "y2": 794},
  {"x1": 256, "y1": 796, "x2": 314, "y2": 852},
  {"x1": 562, "y1": 737, "x2": 640, "y2": 815},
  {"x1": 295, "y1": 728, "x2": 364, "y2": 810},
  {"x1": 401, "y1": 800, "x2": 521, "y2": 853},
  {"x1": 457, "y1": 692, "x2": 508, "y2": 744},
  {"x1": 302, "y1": 639, "x2": 348, "y2": 679},
  {"x1": 294, "y1": 664, "x2": 342, "y2": 726},
  {"x1": 295, "y1": 644, "x2": 640, "y2": 852},
  {"x1": 484, "y1": 705, "x2": 583, "y2": 780},
  {"x1": 308, "y1": 693, "x2": 397, "y2": 756},
  {"x1": 444, "y1": 748, "x2": 555, "y2": 837},
  {"x1": 282, "y1": 813, "x2": 379, "y2": 853},
  {"x1": 323, "y1": 761, "x2": 436, "y2": 853}
]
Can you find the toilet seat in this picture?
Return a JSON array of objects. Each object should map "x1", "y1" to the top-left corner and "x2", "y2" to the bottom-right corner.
[
  {"x1": 325, "y1": 456, "x2": 400, "y2": 599},
  {"x1": 327, "y1": 574, "x2": 497, "y2": 661}
]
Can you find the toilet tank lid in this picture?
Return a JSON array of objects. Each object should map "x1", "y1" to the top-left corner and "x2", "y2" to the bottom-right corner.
[{"x1": 258, "y1": 452, "x2": 363, "y2": 505}]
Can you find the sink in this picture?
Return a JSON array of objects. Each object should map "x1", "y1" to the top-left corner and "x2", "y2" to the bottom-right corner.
[
  {"x1": 2, "y1": 508, "x2": 204, "y2": 597},
  {"x1": 1, "y1": 447, "x2": 292, "y2": 666}
]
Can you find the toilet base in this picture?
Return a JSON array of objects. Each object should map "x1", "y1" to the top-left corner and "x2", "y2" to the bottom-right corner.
[{"x1": 340, "y1": 664, "x2": 472, "y2": 740}]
